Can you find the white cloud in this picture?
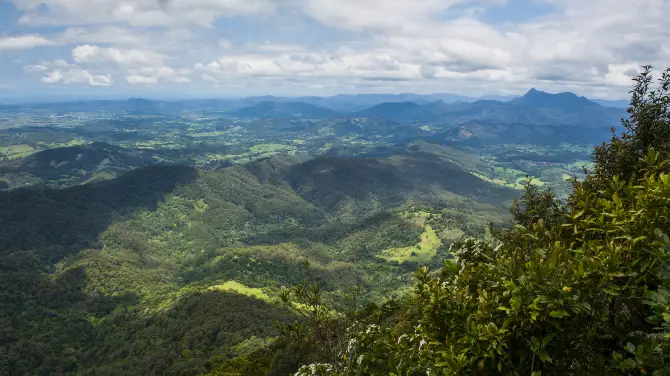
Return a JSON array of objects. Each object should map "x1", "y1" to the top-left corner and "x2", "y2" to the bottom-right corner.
[
  {"x1": 24, "y1": 59, "x2": 76, "y2": 72},
  {"x1": 41, "y1": 69, "x2": 112, "y2": 86},
  {"x1": 23, "y1": 45, "x2": 191, "y2": 87},
  {"x1": 194, "y1": 50, "x2": 422, "y2": 82},
  {"x1": 126, "y1": 66, "x2": 192, "y2": 85},
  {"x1": 11, "y1": 0, "x2": 276, "y2": 27},
  {"x1": 219, "y1": 39, "x2": 233, "y2": 50},
  {"x1": 303, "y1": 0, "x2": 459, "y2": 32},
  {"x1": 0, "y1": 35, "x2": 54, "y2": 50},
  {"x1": 23, "y1": 57, "x2": 111, "y2": 87},
  {"x1": 58, "y1": 26, "x2": 148, "y2": 46},
  {"x1": 7, "y1": 0, "x2": 670, "y2": 97},
  {"x1": 126, "y1": 75, "x2": 158, "y2": 85},
  {"x1": 72, "y1": 45, "x2": 164, "y2": 67}
]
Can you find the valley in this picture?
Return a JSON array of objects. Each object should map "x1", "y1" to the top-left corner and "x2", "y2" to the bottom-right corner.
[{"x1": 0, "y1": 89, "x2": 627, "y2": 375}]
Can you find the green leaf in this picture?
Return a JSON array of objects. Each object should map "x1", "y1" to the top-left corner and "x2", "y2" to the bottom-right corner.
[
  {"x1": 549, "y1": 310, "x2": 570, "y2": 318},
  {"x1": 602, "y1": 287, "x2": 621, "y2": 296},
  {"x1": 625, "y1": 342, "x2": 636, "y2": 354},
  {"x1": 620, "y1": 358, "x2": 637, "y2": 369},
  {"x1": 632, "y1": 236, "x2": 647, "y2": 245},
  {"x1": 542, "y1": 333, "x2": 557, "y2": 347},
  {"x1": 528, "y1": 297, "x2": 542, "y2": 311},
  {"x1": 530, "y1": 311, "x2": 539, "y2": 322},
  {"x1": 536, "y1": 349, "x2": 553, "y2": 363},
  {"x1": 510, "y1": 297, "x2": 521, "y2": 311}
]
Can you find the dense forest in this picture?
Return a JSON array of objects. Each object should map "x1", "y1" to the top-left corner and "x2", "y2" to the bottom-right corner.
[
  {"x1": 283, "y1": 67, "x2": 670, "y2": 375},
  {"x1": 0, "y1": 141, "x2": 513, "y2": 374}
]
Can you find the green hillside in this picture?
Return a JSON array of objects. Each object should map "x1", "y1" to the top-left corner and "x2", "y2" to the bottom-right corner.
[
  {"x1": 0, "y1": 147, "x2": 515, "y2": 375},
  {"x1": 291, "y1": 67, "x2": 670, "y2": 376},
  {"x1": 0, "y1": 63, "x2": 657, "y2": 376}
]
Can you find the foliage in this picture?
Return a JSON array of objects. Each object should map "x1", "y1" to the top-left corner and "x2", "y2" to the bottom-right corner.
[
  {"x1": 586, "y1": 66, "x2": 670, "y2": 190},
  {"x1": 0, "y1": 64, "x2": 640, "y2": 376},
  {"x1": 294, "y1": 66, "x2": 670, "y2": 376}
]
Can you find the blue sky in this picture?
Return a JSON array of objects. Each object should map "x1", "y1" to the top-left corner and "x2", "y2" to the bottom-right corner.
[{"x1": 0, "y1": 0, "x2": 668, "y2": 101}]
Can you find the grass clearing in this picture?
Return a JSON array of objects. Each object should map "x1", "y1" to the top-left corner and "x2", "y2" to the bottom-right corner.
[
  {"x1": 207, "y1": 281, "x2": 271, "y2": 302},
  {"x1": 380, "y1": 225, "x2": 441, "y2": 263},
  {"x1": 250, "y1": 143, "x2": 294, "y2": 153},
  {"x1": 471, "y1": 172, "x2": 544, "y2": 190},
  {"x1": 0, "y1": 144, "x2": 36, "y2": 159},
  {"x1": 189, "y1": 131, "x2": 228, "y2": 138}
]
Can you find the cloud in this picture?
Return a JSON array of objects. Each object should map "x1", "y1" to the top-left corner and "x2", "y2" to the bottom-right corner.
[
  {"x1": 57, "y1": 26, "x2": 148, "y2": 46},
  {"x1": 23, "y1": 58, "x2": 110, "y2": 86},
  {"x1": 6, "y1": 0, "x2": 670, "y2": 98},
  {"x1": 0, "y1": 35, "x2": 54, "y2": 50},
  {"x1": 23, "y1": 45, "x2": 192, "y2": 87},
  {"x1": 41, "y1": 69, "x2": 112, "y2": 86},
  {"x1": 303, "y1": 0, "x2": 460, "y2": 32},
  {"x1": 219, "y1": 39, "x2": 233, "y2": 50},
  {"x1": 72, "y1": 45, "x2": 165, "y2": 67},
  {"x1": 126, "y1": 66, "x2": 192, "y2": 85},
  {"x1": 24, "y1": 59, "x2": 76, "y2": 72},
  {"x1": 194, "y1": 50, "x2": 423, "y2": 83},
  {"x1": 11, "y1": 0, "x2": 276, "y2": 27},
  {"x1": 126, "y1": 75, "x2": 158, "y2": 85},
  {"x1": 517, "y1": 0, "x2": 670, "y2": 83}
]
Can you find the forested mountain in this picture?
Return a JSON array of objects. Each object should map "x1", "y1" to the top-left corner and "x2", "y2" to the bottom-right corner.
[
  {"x1": 227, "y1": 89, "x2": 626, "y2": 130},
  {"x1": 344, "y1": 89, "x2": 627, "y2": 128},
  {"x1": 290, "y1": 67, "x2": 670, "y2": 376},
  {"x1": 0, "y1": 144, "x2": 516, "y2": 375},
  {"x1": 0, "y1": 142, "x2": 163, "y2": 188},
  {"x1": 1, "y1": 61, "x2": 665, "y2": 376},
  {"x1": 230, "y1": 102, "x2": 341, "y2": 119},
  {"x1": 0, "y1": 90, "x2": 626, "y2": 116}
]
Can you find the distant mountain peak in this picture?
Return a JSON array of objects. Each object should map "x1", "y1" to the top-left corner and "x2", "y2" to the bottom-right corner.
[
  {"x1": 424, "y1": 99, "x2": 451, "y2": 112},
  {"x1": 522, "y1": 88, "x2": 581, "y2": 99},
  {"x1": 232, "y1": 101, "x2": 339, "y2": 119},
  {"x1": 516, "y1": 88, "x2": 598, "y2": 108}
]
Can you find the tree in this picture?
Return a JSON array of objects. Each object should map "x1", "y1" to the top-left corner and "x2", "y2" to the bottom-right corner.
[
  {"x1": 584, "y1": 66, "x2": 670, "y2": 192},
  {"x1": 295, "y1": 66, "x2": 670, "y2": 376}
]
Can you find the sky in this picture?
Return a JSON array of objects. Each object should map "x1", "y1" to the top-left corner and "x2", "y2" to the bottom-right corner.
[{"x1": 0, "y1": 0, "x2": 669, "y2": 101}]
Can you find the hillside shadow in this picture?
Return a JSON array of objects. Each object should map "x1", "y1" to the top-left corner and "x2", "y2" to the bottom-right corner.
[
  {"x1": 0, "y1": 165, "x2": 198, "y2": 263},
  {"x1": 77, "y1": 290, "x2": 297, "y2": 375},
  {"x1": 287, "y1": 153, "x2": 517, "y2": 213},
  {"x1": 3, "y1": 260, "x2": 295, "y2": 375}
]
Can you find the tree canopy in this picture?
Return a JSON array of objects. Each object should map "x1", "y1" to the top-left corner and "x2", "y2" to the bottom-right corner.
[{"x1": 293, "y1": 66, "x2": 670, "y2": 376}]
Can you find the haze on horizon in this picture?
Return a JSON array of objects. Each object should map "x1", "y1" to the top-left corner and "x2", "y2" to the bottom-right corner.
[{"x1": 1, "y1": 0, "x2": 669, "y2": 101}]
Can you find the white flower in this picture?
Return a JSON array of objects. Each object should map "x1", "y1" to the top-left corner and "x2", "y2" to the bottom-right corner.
[
  {"x1": 346, "y1": 338, "x2": 358, "y2": 353},
  {"x1": 365, "y1": 324, "x2": 380, "y2": 334}
]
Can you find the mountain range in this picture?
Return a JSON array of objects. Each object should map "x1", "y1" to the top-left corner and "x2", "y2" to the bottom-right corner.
[
  {"x1": 0, "y1": 89, "x2": 630, "y2": 114},
  {"x1": 231, "y1": 89, "x2": 626, "y2": 132}
]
